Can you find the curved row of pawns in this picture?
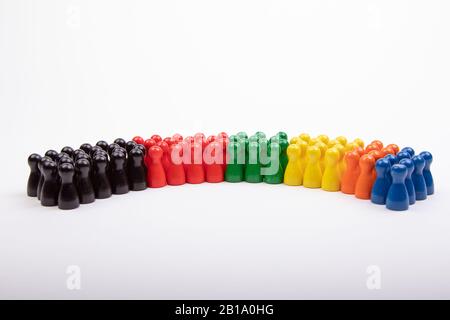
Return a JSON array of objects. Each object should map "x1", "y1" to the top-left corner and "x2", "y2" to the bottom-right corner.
[{"x1": 26, "y1": 132, "x2": 434, "y2": 211}]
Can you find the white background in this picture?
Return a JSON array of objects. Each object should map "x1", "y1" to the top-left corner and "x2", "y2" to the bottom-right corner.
[{"x1": 1, "y1": 0, "x2": 449, "y2": 299}]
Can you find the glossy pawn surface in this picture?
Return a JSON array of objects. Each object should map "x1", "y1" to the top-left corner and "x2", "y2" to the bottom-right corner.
[
  {"x1": 284, "y1": 144, "x2": 303, "y2": 186},
  {"x1": 399, "y1": 158, "x2": 416, "y2": 205},
  {"x1": 58, "y1": 163, "x2": 80, "y2": 210},
  {"x1": 40, "y1": 160, "x2": 59, "y2": 207},
  {"x1": 355, "y1": 154, "x2": 376, "y2": 200},
  {"x1": 411, "y1": 155, "x2": 427, "y2": 200},
  {"x1": 110, "y1": 150, "x2": 130, "y2": 194},
  {"x1": 321, "y1": 148, "x2": 340, "y2": 192},
  {"x1": 147, "y1": 146, "x2": 167, "y2": 187},
  {"x1": 420, "y1": 151, "x2": 434, "y2": 195},
  {"x1": 341, "y1": 150, "x2": 360, "y2": 194},
  {"x1": 371, "y1": 158, "x2": 391, "y2": 205},
  {"x1": 75, "y1": 158, "x2": 95, "y2": 204},
  {"x1": 303, "y1": 146, "x2": 322, "y2": 188},
  {"x1": 92, "y1": 154, "x2": 112, "y2": 199},
  {"x1": 386, "y1": 164, "x2": 409, "y2": 211},
  {"x1": 127, "y1": 147, "x2": 147, "y2": 191},
  {"x1": 166, "y1": 144, "x2": 186, "y2": 186},
  {"x1": 27, "y1": 153, "x2": 42, "y2": 197}
]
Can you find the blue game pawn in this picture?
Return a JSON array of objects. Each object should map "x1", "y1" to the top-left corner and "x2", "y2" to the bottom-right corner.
[
  {"x1": 384, "y1": 154, "x2": 397, "y2": 166},
  {"x1": 399, "y1": 158, "x2": 416, "y2": 205},
  {"x1": 411, "y1": 155, "x2": 427, "y2": 200},
  {"x1": 401, "y1": 147, "x2": 415, "y2": 157},
  {"x1": 396, "y1": 151, "x2": 411, "y2": 162},
  {"x1": 386, "y1": 164, "x2": 409, "y2": 211},
  {"x1": 371, "y1": 158, "x2": 392, "y2": 205},
  {"x1": 420, "y1": 151, "x2": 434, "y2": 195}
]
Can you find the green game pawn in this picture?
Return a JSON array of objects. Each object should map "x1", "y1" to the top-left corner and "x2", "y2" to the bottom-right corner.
[
  {"x1": 277, "y1": 131, "x2": 288, "y2": 141},
  {"x1": 225, "y1": 141, "x2": 245, "y2": 182},
  {"x1": 255, "y1": 131, "x2": 266, "y2": 140},
  {"x1": 237, "y1": 131, "x2": 248, "y2": 140},
  {"x1": 245, "y1": 141, "x2": 262, "y2": 183},
  {"x1": 279, "y1": 138, "x2": 289, "y2": 171},
  {"x1": 263, "y1": 142, "x2": 284, "y2": 184}
]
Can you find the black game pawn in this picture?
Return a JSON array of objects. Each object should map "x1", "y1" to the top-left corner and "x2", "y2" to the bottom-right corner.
[
  {"x1": 45, "y1": 149, "x2": 59, "y2": 161},
  {"x1": 110, "y1": 150, "x2": 129, "y2": 194},
  {"x1": 75, "y1": 152, "x2": 91, "y2": 163},
  {"x1": 92, "y1": 154, "x2": 112, "y2": 199},
  {"x1": 127, "y1": 148, "x2": 147, "y2": 191},
  {"x1": 37, "y1": 156, "x2": 52, "y2": 200},
  {"x1": 58, "y1": 163, "x2": 80, "y2": 210},
  {"x1": 73, "y1": 149, "x2": 86, "y2": 159},
  {"x1": 58, "y1": 155, "x2": 74, "y2": 166},
  {"x1": 108, "y1": 143, "x2": 120, "y2": 156},
  {"x1": 56, "y1": 152, "x2": 70, "y2": 164},
  {"x1": 90, "y1": 145, "x2": 104, "y2": 157},
  {"x1": 75, "y1": 159, "x2": 95, "y2": 204},
  {"x1": 134, "y1": 144, "x2": 146, "y2": 156},
  {"x1": 126, "y1": 140, "x2": 137, "y2": 153},
  {"x1": 79, "y1": 143, "x2": 93, "y2": 155},
  {"x1": 61, "y1": 146, "x2": 74, "y2": 158},
  {"x1": 96, "y1": 140, "x2": 109, "y2": 152},
  {"x1": 40, "y1": 161, "x2": 59, "y2": 207},
  {"x1": 27, "y1": 154, "x2": 42, "y2": 197},
  {"x1": 114, "y1": 138, "x2": 127, "y2": 149}
]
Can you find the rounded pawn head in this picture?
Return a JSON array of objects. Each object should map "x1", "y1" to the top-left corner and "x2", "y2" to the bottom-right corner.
[
  {"x1": 365, "y1": 144, "x2": 380, "y2": 153},
  {"x1": 384, "y1": 154, "x2": 397, "y2": 166},
  {"x1": 333, "y1": 143, "x2": 345, "y2": 160},
  {"x1": 61, "y1": 146, "x2": 74, "y2": 158},
  {"x1": 151, "y1": 135, "x2": 162, "y2": 143},
  {"x1": 306, "y1": 146, "x2": 321, "y2": 162},
  {"x1": 399, "y1": 158, "x2": 414, "y2": 177},
  {"x1": 386, "y1": 144, "x2": 400, "y2": 154},
  {"x1": 390, "y1": 164, "x2": 407, "y2": 183},
  {"x1": 45, "y1": 150, "x2": 59, "y2": 161},
  {"x1": 299, "y1": 133, "x2": 310, "y2": 143},
  {"x1": 134, "y1": 144, "x2": 146, "y2": 156},
  {"x1": 359, "y1": 154, "x2": 376, "y2": 171},
  {"x1": 113, "y1": 138, "x2": 126, "y2": 148},
  {"x1": 396, "y1": 151, "x2": 411, "y2": 162},
  {"x1": 58, "y1": 162, "x2": 75, "y2": 180},
  {"x1": 75, "y1": 158, "x2": 91, "y2": 177},
  {"x1": 352, "y1": 138, "x2": 364, "y2": 148},
  {"x1": 108, "y1": 143, "x2": 120, "y2": 155},
  {"x1": 237, "y1": 132, "x2": 249, "y2": 139},
  {"x1": 58, "y1": 156, "x2": 74, "y2": 167},
  {"x1": 419, "y1": 151, "x2": 433, "y2": 168},
  {"x1": 95, "y1": 140, "x2": 109, "y2": 151},
  {"x1": 126, "y1": 140, "x2": 137, "y2": 153},
  {"x1": 73, "y1": 149, "x2": 86, "y2": 159},
  {"x1": 287, "y1": 144, "x2": 301, "y2": 161},
  {"x1": 42, "y1": 160, "x2": 57, "y2": 177},
  {"x1": 345, "y1": 150, "x2": 360, "y2": 168},
  {"x1": 375, "y1": 158, "x2": 390, "y2": 177},
  {"x1": 129, "y1": 147, "x2": 144, "y2": 165},
  {"x1": 277, "y1": 131, "x2": 288, "y2": 140},
  {"x1": 412, "y1": 155, "x2": 425, "y2": 173},
  {"x1": 401, "y1": 147, "x2": 415, "y2": 157},
  {"x1": 79, "y1": 143, "x2": 93, "y2": 155},
  {"x1": 336, "y1": 136, "x2": 348, "y2": 146},
  {"x1": 93, "y1": 154, "x2": 108, "y2": 170},
  {"x1": 171, "y1": 133, "x2": 183, "y2": 143},
  {"x1": 370, "y1": 140, "x2": 383, "y2": 149},
  {"x1": 144, "y1": 139, "x2": 156, "y2": 150},
  {"x1": 325, "y1": 147, "x2": 339, "y2": 165},
  {"x1": 149, "y1": 145, "x2": 163, "y2": 160},
  {"x1": 132, "y1": 136, "x2": 145, "y2": 145},
  {"x1": 28, "y1": 153, "x2": 42, "y2": 170},
  {"x1": 316, "y1": 134, "x2": 330, "y2": 145},
  {"x1": 368, "y1": 150, "x2": 384, "y2": 160}
]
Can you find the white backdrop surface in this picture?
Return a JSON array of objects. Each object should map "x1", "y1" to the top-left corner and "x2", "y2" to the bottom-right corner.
[{"x1": 0, "y1": 0, "x2": 449, "y2": 299}]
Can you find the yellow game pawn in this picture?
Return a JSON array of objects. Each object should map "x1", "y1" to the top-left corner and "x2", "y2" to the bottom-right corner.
[
  {"x1": 314, "y1": 141, "x2": 328, "y2": 173},
  {"x1": 299, "y1": 133, "x2": 311, "y2": 144},
  {"x1": 327, "y1": 139, "x2": 339, "y2": 148},
  {"x1": 316, "y1": 134, "x2": 330, "y2": 145},
  {"x1": 333, "y1": 143, "x2": 346, "y2": 178},
  {"x1": 322, "y1": 148, "x2": 341, "y2": 192},
  {"x1": 289, "y1": 137, "x2": 299, "y2": 145},
  {"x1": 284, "y1": 144, "x2": 303, "y2": 186},
  {"x1": 303, "y1": 146, "x2": 322, "y2": 188},
  {"x1": 296, "y1": 139, "x2": 308, "y2": 173},
  {"x1": 335, "y1": 136, "x2": 348, "y2": 147},
  {"x1": 353, "y1": 138, "x2": 364, "y2": 149},
  {"x1": 344, "y1": 142, "x2": 359, "y2": 153}
]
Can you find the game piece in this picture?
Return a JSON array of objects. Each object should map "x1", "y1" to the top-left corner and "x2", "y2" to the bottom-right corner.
[
  {"x1": 237, "y1": 132, "x2": 248, "y2": 140},
  {"x1": 151, "y1": 135, "x2": 162, "y2": 143},
  {"x1": 386, "y1": 164, "x2": 409, "y2": 211},
  {"x1": 336, "y1": 136, "x2": 347, "y2": 147},
  {"x1": 225, "y1": 141, "x2": 245, "y2": 182},
  {"x1": 284, "y1": 144, "x2": 303, "y2": 186},
  {"x1": 245, "y1": 141, "x2": 262, "y2": 183},
  {"x1": 114, "y1": 138, "x2": 127, "y2": 148},
  {"x1": 37, "y1": 156, "x2": 52, "y2": 200},
  {"x1": 314, "y1": 141, "x2": 328, "y2": 172},
  {"x1": 92, "y1": 154, "x2": 112, "y2": 199},
  {"x1": 110, "y1": 150, "x2": 129, "y2": 194},
  {"x1": 352, "y1": 138, "x2": 364, "y2": 148},
  {"x1": 108, "y1": 143, "x2": 120, "y2": 155},
  {"x1": 277, "y1": 131, "x2": 288, "y2": 141},
  {"x1": 299, "y1": 133, "x2": 310, "y2": 143},
  {"x1": 205, "y1": 141, "x2": 224, "y2": 183},
  {"x1": 56, "y1": 152, "x2": 69, "y2": 164},
  {"x1": 184, "y1": 142, "x2": 205, "y2": 184},
  {"x1": 61, "y1": 146, "x2": 74, "y2": 158},
  {"x1": 327, "y1": 139, "x2": 339, "y2": 148},
  {"x1": 381, "y1": 146, "x2": 395, "y2": 155},
  {"x1": 395, "y1": 151, "x2": 410, "y2": 162},
  {"x1": 317, "y1": 134, "x2": 330, "y2": 145},
  {"x1": 127, "y1": 148, "x2": 147, "y2": 191},
  {"x1": 278, "y1": 139, "x2": 289, "y2": 171},
  {"x1": 166, "y1": 144, "x2": 186, "y2": 185},
  {"x1": 321, "y1": 148, "x2": 340, "y2": 191},
  {"x1": 371, "y1": 158, "x2": 391, "y2": 204},
  {"x1": 290, "y1": 137, "x2": 299, "y2": 145},
  {"x1": 147, "y1": 146, "x2": 167, "y2": 187},
  {"x1": 45, "y1": 149, "x2": 59, "y2": 161},
  {"x1": 125, "y1": 140, "x2": 137, "y2": 153},
  {"x1": 75, "y1": 159, "x2": 95, "y2": 204},
  {"x1": 96, "y1": 140, "x2": 109, "y2": 152},
  {"x1": 295, "y1": 139, "x2": 308, "y2": 174},
  {"x1": 384, "y1": 154, "x2": 396, "y2": 166},
  {"x1": 73, "y1": 149, "x2": 86, "y2": 159},
  {"x1": 40, "y1": 160, "x2": 59, "y2": 207},
  {"x1": 163, "y1": 137, "x2": 173, "y2": 146},
  {"x1": 132, "y1": 136, "x2": 145, "y2": 145},
  {"x1": 344, "y1": 142, "x2": 359, "y2": 153},
  {"x1": 386, "y1": 144, "x2": 400, "y2": 154},
  {"x1": 58, "y1": 156, "x2": 75, "y2": 166},
  {"x1": 27, "y1": 154, "x2": 42, "y2": 197},
  {"x1": 399, "y1": 158, "x2": 416, "y2": 205},
  {"x1": 370, "y1": 140, "x2": 383, "y2": 150},
  {"x1": 134, "y1": 144, "x2": 146, "y2": 156},
  {"x1": 365, "y1": 144, "x2": 379, "y2": 153},
  {"x1": 355, "y1": 154, "x2": 376, "y2": 199},
  {"x1": 420, "y1": 151, "x2": 434, "y2": 195},
  {"x1": 144, "y1": 139, "x2": 156, "y2": 150},
  {"x1": 303, "y1": 146, "x2": 322, "y2": 188},
  {"x1": 401, "y1": 147, "x2": 415, "y2": 157},
  {"x1": 264, "y1": 143, "x2": 283, "y2": 184},
  {"x1": 411, "y1": 155, "x2": 427, "y2": 200},
  {"x1": 58, "y1": 163, "x2": 80, "y2": 210},
  {"x1": 79, "y1": 143, "x2": 93, "y2": 155},
  {"x1": 158, "y1": 141, "x2": 171, "y2": 173},
  {"x1": 368, "y1": 150, "x2": 384, "y2": 160},
  {"x1": 172, "y1": 133, "x2": 183, "y2": 143},
  {"x1": 341, "y1": 150, "x2": 360, "y2": 194},
  {"x1": 333, "y1": 143, "x2": 345, "y2": 177}
]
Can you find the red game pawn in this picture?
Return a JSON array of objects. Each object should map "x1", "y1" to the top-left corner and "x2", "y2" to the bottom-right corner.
[
  {"x1": 204, "y1": 141, "x2": 224, "y2": 183},
  {"x1": 355, "y1": 154, "x2": 376, "y2": 199},
  {"x1": 157, "y1": 141, "x2": 171, "y2": 173},
  {"x1": 166, "y1": 144, "x2": 186, "y2": 185},
  {"x1": 163, "y1": 137, "x2": 173, "y2": 146},
  {"x1": 370, "y1": 140, "x2": 384, "y2": 150},
  {"x1": 144, "y1": 139, "x2": 156, "y2": 151},
  {"x1": 364, "y1": 144, "x2": 379, "y2": 153},
  {"x1": 151, "y1": 135, "x2": 162, "y2": 143},
  {"x1": 133, "y1": 136, "x2": 145, "y2": 145},
  {"x1": 185, "y1": 142, "x2": 205, "y2": 184},
  {"x1": 386, "y1": 144, "x2": 400, "y2": 154},
  {"x1": 172, "y1": 133, "x2": 183, "y2": 143},
  {"x1": 146, "y1": 146, "x2": 167, "y2": 188}
]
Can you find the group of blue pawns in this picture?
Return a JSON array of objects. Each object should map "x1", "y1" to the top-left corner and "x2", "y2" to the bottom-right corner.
[{"x1": 371, "y1": 147, "x2": 434, "y2": 211}]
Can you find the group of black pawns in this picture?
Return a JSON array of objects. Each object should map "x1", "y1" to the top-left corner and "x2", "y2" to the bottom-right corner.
[{"x1": 27, "y1": 139, "x2": 148, "y2": 210}]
